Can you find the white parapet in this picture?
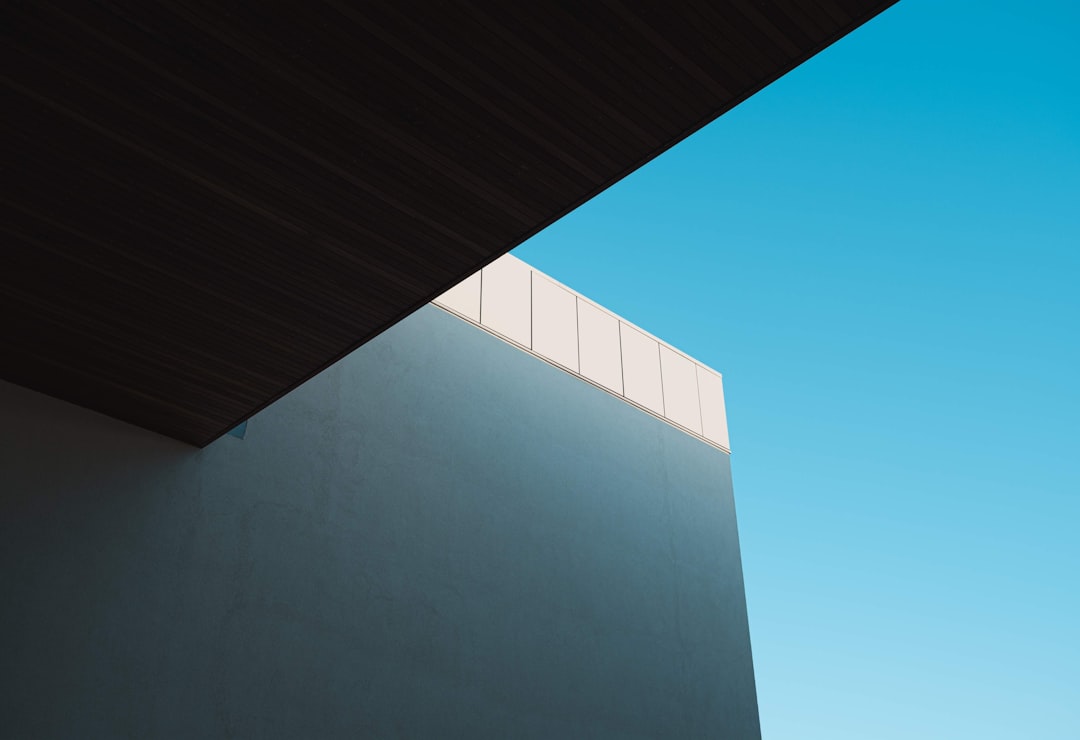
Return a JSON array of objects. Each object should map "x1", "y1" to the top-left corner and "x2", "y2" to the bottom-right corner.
[{"x1": 433, "y1": 254, "x2": 730, "y2": 452}]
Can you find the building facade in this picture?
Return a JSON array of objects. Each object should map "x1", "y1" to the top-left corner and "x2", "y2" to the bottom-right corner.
[{"x1": 1, "y1": 256, "x2": 759, "y2": 738}]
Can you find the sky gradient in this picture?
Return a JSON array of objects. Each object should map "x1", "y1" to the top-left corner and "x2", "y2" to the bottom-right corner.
[{"x1": 514, "y1": 1, "x2": 1080, "y2": 737}]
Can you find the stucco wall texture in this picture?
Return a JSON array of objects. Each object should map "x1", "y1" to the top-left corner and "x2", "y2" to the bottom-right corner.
[{"x1": 0, "y1": 305, "x2": 760, "y2": 739}]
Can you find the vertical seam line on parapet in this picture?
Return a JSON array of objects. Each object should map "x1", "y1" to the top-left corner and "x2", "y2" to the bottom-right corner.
[
  {"x1": 694, "y1": 363, "x2": 703, "y2": 436},
  {"x1": 478, "y1": 266, "x2": 484, "y2": 325},
  {"x1": 528, "y1": 267, "x2": 534, "y2": 349},
  {"x1": 617, "y1": 321, "x2": 626, "y2": 396},
  {"x1": 574, "y1": 295, "x2": 581, "y2": 374}
]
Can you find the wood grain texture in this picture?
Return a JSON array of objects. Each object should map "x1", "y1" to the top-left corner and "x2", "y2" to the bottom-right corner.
[{"x1": 1, "y1": 1, "x2": 897, "y2": 445}]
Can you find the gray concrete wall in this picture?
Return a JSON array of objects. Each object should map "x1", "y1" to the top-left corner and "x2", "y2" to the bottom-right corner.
[{"x1": 0, "y1": 305, "x2": 760, "y2": 739}]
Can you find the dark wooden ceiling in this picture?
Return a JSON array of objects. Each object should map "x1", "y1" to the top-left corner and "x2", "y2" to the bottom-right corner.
[{"x1": 2, "y1": 1, "x2": 896, "y2": 446}]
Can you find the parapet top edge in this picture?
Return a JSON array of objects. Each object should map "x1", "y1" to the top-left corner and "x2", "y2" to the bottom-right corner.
[{"x1": 501, "y1": 253, "x2": 723, "y2": 380}]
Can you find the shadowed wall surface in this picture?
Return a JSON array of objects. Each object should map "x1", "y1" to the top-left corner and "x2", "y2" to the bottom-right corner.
[{"x1": 0, "y1": 306, "x2": 759, "y2": 738}]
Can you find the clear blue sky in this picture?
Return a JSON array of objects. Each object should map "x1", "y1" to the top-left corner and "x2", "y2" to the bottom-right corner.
[{"x1": 513, "y1": 1, "x2": 1080, "y2": 737}]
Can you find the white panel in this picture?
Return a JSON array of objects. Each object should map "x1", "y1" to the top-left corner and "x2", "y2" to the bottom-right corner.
[
  {"x1": 531, "y1": 273, "x2": 578, "y2": 371},
  {"x1": 620, "y1": 323, "x2": 664, "y2": 415},
  {"x1": 659, "y1": 346, "x2": 702, "y2": 434},
  {"x1": 432, "y1": 270, "x2": 481, "y2": 322},
  {"x1": 480, "y1": 255, "x2": 531, "y2": 347},
  {"x1": 697, "y1": 366, "x2": 730, "y2": 450},
  {"x1": 577, "y1": 301, "x2": 622, "y2": 394},
  {"x1": 432, "y1": 253, "x2": 730, "y2": 449}
]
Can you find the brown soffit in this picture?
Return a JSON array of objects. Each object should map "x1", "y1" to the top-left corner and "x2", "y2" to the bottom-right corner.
[{"x1": 1, "y1": 1, "x2": 898, "y2": 446}]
